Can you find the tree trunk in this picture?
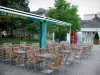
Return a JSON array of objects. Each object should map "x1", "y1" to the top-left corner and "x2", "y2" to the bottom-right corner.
[
  {"x1": 28, "y1": 34, "x2": 31, "y2": 40},
  {"x1": 10, "y1": 27, "x2": 13, "y2": 38},
  {"x1": 1, "y1": 28, "x2": 4, "y2": 38}
]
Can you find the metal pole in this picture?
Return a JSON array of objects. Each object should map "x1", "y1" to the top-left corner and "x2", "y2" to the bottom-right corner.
[
  {"x1": 53, "y1": 32, "x2": 55, "y2": 42},
  {"x1": 40, "y1": 22, "x2": 47, "y2": 48},
  {"x1": 70, "y1": 26, "x2": 71, "y2": 45}
]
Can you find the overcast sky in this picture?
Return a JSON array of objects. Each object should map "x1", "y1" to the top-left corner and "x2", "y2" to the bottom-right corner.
[{"x1": 28, "y1": 0, "x2": 100, "y2": 18}]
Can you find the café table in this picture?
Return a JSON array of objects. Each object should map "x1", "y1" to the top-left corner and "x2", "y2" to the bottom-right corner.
[
  {"x1": 35, "y1": 53, "x2": 56, "y2": 59},
  {"x1": 35, "y1": 53, "x2": 56, "y2": 73},
  {"x1": 59, "y1": 50, "x2": 72, "y2": 65},
  {"x1": 39, "y1": 48, "x2": 48, "y2": 54},
  {"x1": 13, "y1": 50, "x2": 30, "y2": 67}
]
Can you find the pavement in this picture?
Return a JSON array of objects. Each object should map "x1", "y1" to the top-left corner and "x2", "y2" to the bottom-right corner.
[{"x1": 0, "y1": 45, "x2": 100, "y2": 75}]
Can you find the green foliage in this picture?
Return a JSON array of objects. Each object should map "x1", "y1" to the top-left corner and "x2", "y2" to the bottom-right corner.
[
  {"x1": 25, "y1": 21, "x2": 40, "y2": 35},
  {"x1": 0, "y1": 39, "x2": 39, "y2": 44},
  {"x1": 0, "y1": 16, "x2": 10, "y2": 30},
  {"x1": 46, "y1": 0, "x2": 81, "y2": 40},
  {"x1": 94, "y1": 32, "x2": 99, "y2": 39},
  {"x1": 0, "y1": 0, "x2": 30, "y2": 12},
  {"x1": 0, "y1": 0, "x2": 31, "y2": 38}
]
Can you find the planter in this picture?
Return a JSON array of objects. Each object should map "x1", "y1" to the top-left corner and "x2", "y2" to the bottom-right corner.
[{"x1": 94, "y1": 39, "x2": 99, "y2": 44}]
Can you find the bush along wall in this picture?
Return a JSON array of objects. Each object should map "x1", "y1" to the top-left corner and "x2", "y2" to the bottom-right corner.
[
  {"x1": 94, "y1": 32, "x2": 99, "y2": 39},
  {"x1": 94, "y1": 32, "x2": 99, "y2": 44}
]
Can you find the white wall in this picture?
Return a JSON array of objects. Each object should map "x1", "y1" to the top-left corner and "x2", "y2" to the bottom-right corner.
[{"x1": 98, "y1": 32, "x2": 100, "y2": 38}]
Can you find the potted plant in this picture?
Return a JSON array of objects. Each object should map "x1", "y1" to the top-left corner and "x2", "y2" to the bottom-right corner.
[{"x1": 94, "y1": 32, "x2": 99, "y2": 44}]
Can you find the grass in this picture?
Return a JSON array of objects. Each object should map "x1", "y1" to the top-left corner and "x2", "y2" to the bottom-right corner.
[{"x1": 0, "y1": 39, "x2": 39, "y2": 44}]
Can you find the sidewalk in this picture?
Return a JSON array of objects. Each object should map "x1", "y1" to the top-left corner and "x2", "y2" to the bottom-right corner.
[{"x1": 0, "y1": 45, "x2": 100, "y2": 75}]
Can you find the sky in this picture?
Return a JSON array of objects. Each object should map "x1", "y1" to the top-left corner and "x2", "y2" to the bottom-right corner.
[{"x1": 28, "y1": 0, "x2": 100, "y2": 18}]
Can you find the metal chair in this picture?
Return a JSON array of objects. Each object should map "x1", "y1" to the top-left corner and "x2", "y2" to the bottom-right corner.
[
  {"x1": 25, "y1": 46, "x2": 43, "y2": 70},
  {"x1": 45, "y1": 55, "x2": 62, "y2": 74}
]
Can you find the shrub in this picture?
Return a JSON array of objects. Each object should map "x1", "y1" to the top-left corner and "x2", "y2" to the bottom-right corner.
[{"x1": 94, "y1": 32, "x2": 99, "y2": 39}]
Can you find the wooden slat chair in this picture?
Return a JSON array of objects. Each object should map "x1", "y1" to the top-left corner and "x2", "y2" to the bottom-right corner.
[
  {"x1": 13, "y1": 46, "x2": 20, "y2": 51},
  {"x1": 59, "y1": 45, "x2": 72, "y2": 61},
  {"x1": 48, "y1": 46, "x2": 55, "y2": 54},
  {"x1": 7, "y1": 43, "x2": 12, "y2": 46},
  {"x1": 66, "y1": 51, "x2": 76, "y2": 65},
  {"x1": 74, "y1": 45, "x2": 82, "y2": 57},
  {"x1": 0, "y1": 48, "x2": 2, "y2": 57},
  {"x1": 71, "y1": 44, "x2": 76, "y2": 50},
  {"x1": 20, "y1": 42, "x2": 26, "y2": 44},
  {"x1": 0, "y1": 45, "x2": 4, "y2": 60},
  {"x1": 73, "y1": 45, "x2": 82, "y2": 64},
  {"x1": 25, "y1": 46, "x2": 43, "y2": 69},
  {"x1": 1, "y1": 44, "x2": 7, "y2": 62},
  {"x1": 1, "y1": 44, "x2": 11, "y2": 61},
  {"x1": 55, "y1": 44, "x2": 61, "y2": 53},
  {"x1": 12, "y1": 46, "x2": 21, "y2": 64},
  {"x1": 20, "y1": 42, "x2": 26, "y2": 48},
  {"x1": 5, "y1": 45, "x2": 20, "y2": 64},
  {"x1": 82, "y1": 46, "x2": 88, "y2": 58},
  {"x1": 4, "y1": 46, "x2": 13, "y2": 64},
  {"x1": 34, "y1": 45, "x2": 47, "y2": 54},
  {"x1": 87, "y1": 44, "x2": 93, "y2": 54},
  {"x1": 25, "y1": 49, "x2": 42, "y2": 70},
  {"x1": 33, "y1": 46, "x2": 45, "y2": 64},
  {"x1": 3, "y1": 43, "x2": 8, "y2": 47},
  {"x1": 45, "y1": 55, "x2": 62, "y2": 74},
  {"x1": 26, "y1": 50, "x2": 35, "y2": 69},
  {"x1": 66, "y1": 45, "x2": 72, "y2": 50}
]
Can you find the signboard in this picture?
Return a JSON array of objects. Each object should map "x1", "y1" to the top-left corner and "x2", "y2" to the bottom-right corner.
[
  {"x1": 0, "y1": 11, "x2": 27, "y2": 19},
  {"x1": 81, "y1": 28, "x2": 100, "y2": 32}
]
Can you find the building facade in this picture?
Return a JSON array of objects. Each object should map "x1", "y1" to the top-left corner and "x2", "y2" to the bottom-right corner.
[{"x1": 81, "y1": 14, "x2": 100, "y2": 44}]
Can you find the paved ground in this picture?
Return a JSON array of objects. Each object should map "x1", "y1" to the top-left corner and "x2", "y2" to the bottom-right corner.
[{"x1": 0, "y1": 45, "x2": 100, "y2": 75}]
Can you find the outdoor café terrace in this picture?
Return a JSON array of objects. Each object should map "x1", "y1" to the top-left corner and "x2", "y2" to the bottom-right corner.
[{"x1": 0, "y1": 42, "x2": 98, "y2": 75}]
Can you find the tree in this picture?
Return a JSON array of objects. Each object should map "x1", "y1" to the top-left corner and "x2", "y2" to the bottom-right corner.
[
  {"x1": 0, "y1": 16, "x2": 10, "y2": 30},
  {"x1": 0, "y1": 0, "x2": 30, "y2": 12},
  {"x1": 0, "y1": 0, "x2": 30, "y2": 38},
  {"x1": 46, "y1": 0, "x2": 81, "y2": 41},
  {"x1": 25, "y1": 21, "x2": 40, "y2": 40}
]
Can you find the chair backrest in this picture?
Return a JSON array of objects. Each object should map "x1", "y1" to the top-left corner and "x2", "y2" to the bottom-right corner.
[
  {"x1": 55, "y1": 43, "x2": 61, "y2": 47},
  {"x1": 3, "y1": 43, "x2": 8, "y2": 48},
  {"x1": 71, "y1": 44, "x2": 76, "y2": 50},
  {"x1": 20, "y1": 42, "x2": 26, "y2": 44},
  {"x1": 54, "y1": 55, "x2": 62, "y2": 68},
  {"x1": 33, "y1": 45, "x2": 39, "y2": 49},
  {"x1": 13, "y1": 46, "x2": 20, "y2": 51},
  {"x1": 48, "y1": 47, "x2": 55, "y2": 54},
  {"x1": 27, "y1": 50, "x2": 34, "y2": 59},
  {"x1": 32, "y1": 46, "x2": 40, "y2": 55},
  {"x1": 69, "y1": 51, "x2": 75, "y2": 59},
  {"x1": 5, "y1": 46, "x2": 12, "y2": 53},
  {"x1": 47, "y1": 44, "x2": 55, "y2": 48},
  {"x1": 20, "y1": 42, "x2": 26, "y2": 47},
  {"x1": 7, "y1": 43, "x2": 12, "y2": 46},
  {"x1": 66, "y1": 45, "x2": 71, "y2": 50},
  {"x1": 82, "y1": 46, "x2": 88, "y2": 53}
]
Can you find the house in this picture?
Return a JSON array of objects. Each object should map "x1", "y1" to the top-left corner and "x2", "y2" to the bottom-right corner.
[{"x1": 81, "y1": 14, "x2": 100, "y2": 44}]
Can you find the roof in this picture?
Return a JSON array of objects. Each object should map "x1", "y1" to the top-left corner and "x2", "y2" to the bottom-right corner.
[
  {"x1": 92, "y1": 14, "x2": 100, "y2": 22},
  {"x1": 81, "y1": 14, "x2": 100, "y2": 28},
  {"x1": 31, "y1": 8, "x2": 46, "y2": 15},
  {"x1": 81, "y1": 20, "x2": 100, "y2": 28}
]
